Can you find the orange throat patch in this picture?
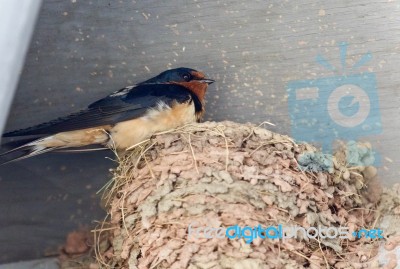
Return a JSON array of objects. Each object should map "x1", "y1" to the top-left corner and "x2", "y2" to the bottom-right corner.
[{"x1": 171, "y1": 81, "x2": 207, "y2": 105}]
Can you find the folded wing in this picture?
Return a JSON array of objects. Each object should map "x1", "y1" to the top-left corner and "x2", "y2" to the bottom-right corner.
[{"x1": 3, "y1": 83, "x2": 198, "y2": 137}]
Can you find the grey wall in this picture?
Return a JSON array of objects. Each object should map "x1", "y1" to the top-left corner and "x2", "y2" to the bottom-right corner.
[{"x1": 0, "y1": 0, "x2": 399, "y2": 263}]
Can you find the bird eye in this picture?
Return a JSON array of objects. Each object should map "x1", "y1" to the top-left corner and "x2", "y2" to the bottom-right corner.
[{"x1": 182, "y1": 73, "x2": 191, "y2": 81}]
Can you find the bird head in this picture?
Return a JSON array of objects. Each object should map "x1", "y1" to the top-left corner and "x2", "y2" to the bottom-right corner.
[
  {"x1": 139, "y1": 67, "x2": 214, "y2": 107},
  {"x1": 139, "y1": 67, "x2": 215, "y2": 85}
]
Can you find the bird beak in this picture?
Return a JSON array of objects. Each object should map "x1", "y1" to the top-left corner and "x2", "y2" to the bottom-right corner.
[{"x1": 199, "y1": 78, "x2": 215, "y2": 85}]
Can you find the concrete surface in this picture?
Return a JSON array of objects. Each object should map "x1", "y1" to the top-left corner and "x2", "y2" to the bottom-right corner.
[
  {"x1": 0, "y1": 258, "x2": 58, "y2": 269},
  {"x1": 1, "y1": 0, "x2": 399, "y2": 264}
]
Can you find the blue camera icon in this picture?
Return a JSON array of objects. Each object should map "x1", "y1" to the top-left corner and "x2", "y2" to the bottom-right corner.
[{"x1": 287, "y1": 44, "x2": 382, "y2": 171}]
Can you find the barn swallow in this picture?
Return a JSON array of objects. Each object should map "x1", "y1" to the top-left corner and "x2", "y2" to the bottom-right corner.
[{"x1": 1, "y1": 67, "x2": 214, "y2": 164}]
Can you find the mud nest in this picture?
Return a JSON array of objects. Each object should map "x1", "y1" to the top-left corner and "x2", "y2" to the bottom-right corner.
[{"x1": 60, "y1": 121, "x2": 400, "y2": 269}]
